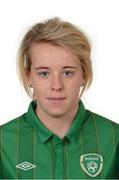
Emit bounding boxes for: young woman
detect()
[0,17,119,179]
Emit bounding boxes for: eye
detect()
[38,71,49,77]
[63,71,74,76]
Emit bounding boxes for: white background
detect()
[0,0,119,125]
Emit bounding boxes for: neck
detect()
[36,104,79,139]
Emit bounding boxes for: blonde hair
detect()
[17,17,93,99]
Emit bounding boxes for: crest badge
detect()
[80,153,103,177]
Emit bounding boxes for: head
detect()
[17,17,92,117]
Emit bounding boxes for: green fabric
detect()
[0,100,119,179]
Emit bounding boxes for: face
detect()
[27,42,84,118]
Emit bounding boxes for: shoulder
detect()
[87,110,119,141]
[0,113,27,132]
[0,101,35,131]
[90,110,119,129]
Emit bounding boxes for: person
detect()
[0,17,119,179]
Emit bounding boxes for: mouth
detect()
[47,97,66,103]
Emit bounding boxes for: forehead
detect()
[29,42,81,67]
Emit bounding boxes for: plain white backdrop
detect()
[0,0,119,125]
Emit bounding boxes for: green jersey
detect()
[0,100,119,179]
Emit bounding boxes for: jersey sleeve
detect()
[0,127,4,178]
[117,144,119,178]
[116,127,119,178]
[0,162,4,178]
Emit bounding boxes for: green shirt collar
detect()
[66,100,86,141]
[25,100,86,143]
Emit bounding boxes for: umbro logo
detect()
[16,161,36,171]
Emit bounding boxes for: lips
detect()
[47,97,66,100]
[47,97,66,103]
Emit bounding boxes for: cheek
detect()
[68,82,82,96]
[31,81,48,97]
[30,75,45,88]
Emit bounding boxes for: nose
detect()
[51,74,64,91]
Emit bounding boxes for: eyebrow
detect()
[35,66,78,70]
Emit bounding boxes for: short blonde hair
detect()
[17,17,93,99]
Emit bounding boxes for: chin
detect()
[47,108,67,118]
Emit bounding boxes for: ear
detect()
[81,70,86,87]
[80,73,85,87]
[25,69,32,87]
[81,82,85,87]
